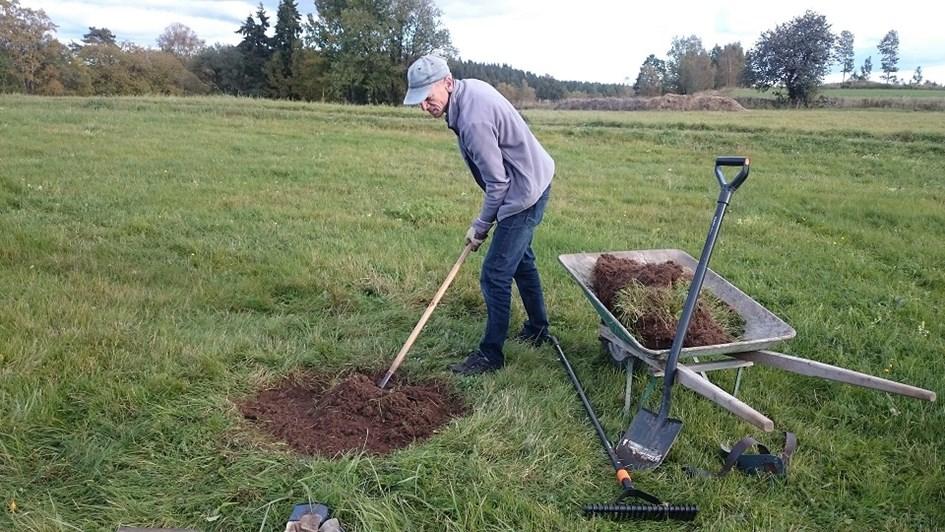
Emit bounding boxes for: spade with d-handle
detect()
[615,156,750,471]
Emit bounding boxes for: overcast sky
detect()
[20,0,945,84]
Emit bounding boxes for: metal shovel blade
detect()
[615,408,684,470]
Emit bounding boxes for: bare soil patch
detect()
[240,371,466,457]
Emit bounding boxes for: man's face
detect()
[419,77,452,118]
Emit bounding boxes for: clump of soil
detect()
[593,255,687,309]
[592,254,743,349]
[239,371,466,457]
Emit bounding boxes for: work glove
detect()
[464,224,489,251]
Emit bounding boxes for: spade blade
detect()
[615,408,684,470]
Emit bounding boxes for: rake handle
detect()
[377,243,473,389]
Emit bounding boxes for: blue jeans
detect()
[479,186,551,365]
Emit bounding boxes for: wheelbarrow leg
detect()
[733,366,745,398]
[623,357,635,416]
[691,356,709,381]
[674,364,773,431]
[635,353,774,431]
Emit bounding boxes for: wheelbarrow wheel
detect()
[599,330,645,373]
[599,334,625,367]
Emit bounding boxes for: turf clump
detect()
[592,254,744,349]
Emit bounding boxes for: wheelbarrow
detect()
[558,194,936,439]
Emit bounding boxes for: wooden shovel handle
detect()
[377,243,473,388]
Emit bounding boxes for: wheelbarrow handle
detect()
[715,156,750,191]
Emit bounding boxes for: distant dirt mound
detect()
[555,93,746,112]
[240,371,466,457]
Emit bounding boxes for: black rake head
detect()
[584,502,699,521]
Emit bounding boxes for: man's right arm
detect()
[462,122,509,229]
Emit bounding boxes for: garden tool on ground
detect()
[550,336,698,521]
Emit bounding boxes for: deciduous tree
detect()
[633,54,667,96]
[308,0,453,104]
[287,47,327,100]
[745,10,835,106]
[0,0,64,93]
[878,29,899,83]
[678,48,713,94]
[665,35,702,93]
[76,42,145,94]
[157,23,205,60]
[859,56,872,81]
[837,30,855,83]
[191,44,245,94]
[713,42,744,88]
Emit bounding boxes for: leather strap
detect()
[685,432,797,478]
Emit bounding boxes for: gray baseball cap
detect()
[403,55,450,105]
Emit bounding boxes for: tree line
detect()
[449,59,630,102]
[635,10,938,106]
[0,0,626,103]
[2,1,939,106]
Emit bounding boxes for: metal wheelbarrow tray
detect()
[559,249,936,432]
[559,249,796,360]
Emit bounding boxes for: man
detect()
[403,55,555,376]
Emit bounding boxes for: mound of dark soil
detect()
[592,254,735,349]
[240,371,466,457]
[593,254,686,309]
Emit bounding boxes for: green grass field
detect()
[820,87,945,99]
[733,86,945,99]
[730,86,945,107]
[2,95,943,531]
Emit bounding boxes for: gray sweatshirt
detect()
[445,79,555,234]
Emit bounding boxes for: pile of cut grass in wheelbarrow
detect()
[240,371,466,456]
[592,254,745,349]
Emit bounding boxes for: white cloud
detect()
[439,0,945,83]
[18,0,945,84]
[21,0,262,46]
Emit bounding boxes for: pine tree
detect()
[236,3,272,96]
[272,0,301,76]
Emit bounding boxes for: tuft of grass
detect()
[613,279,746,344]
[613,279,659,326]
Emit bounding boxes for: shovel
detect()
[615,156,750,470]
[377,243,473,389]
